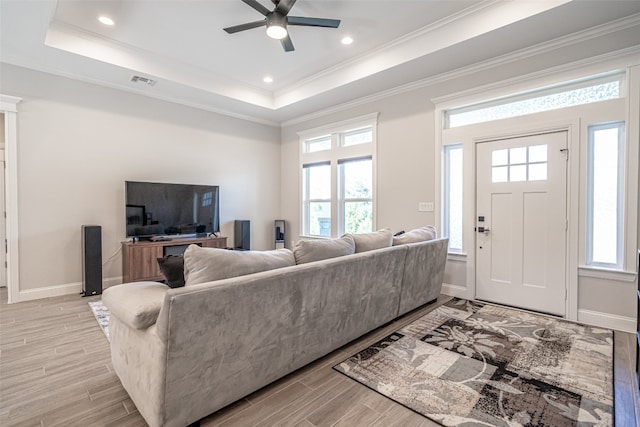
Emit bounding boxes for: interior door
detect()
[476,131,567,316]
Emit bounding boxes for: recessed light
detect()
[341,36,354,45]
[263,76,273,83]
[98,16,115,26]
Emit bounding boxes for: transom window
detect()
[299,114,378,237]
[445,72,624,128]
[491,144,547,183]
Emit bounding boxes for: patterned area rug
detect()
[88,300,110,340]
[334,298,613,426]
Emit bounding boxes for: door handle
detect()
[477,227,491,234]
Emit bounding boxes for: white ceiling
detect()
[2,0,640,125]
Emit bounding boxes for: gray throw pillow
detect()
[183,245,296,286]
[345,228,393,253]
[156,255,185,288]
[392,226,437,245]
[293,235,355,264]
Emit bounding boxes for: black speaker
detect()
[82,225,102,296]
[234,220,250,251]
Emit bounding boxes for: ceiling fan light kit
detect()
[224,0,340,52]
[266,13,287,39]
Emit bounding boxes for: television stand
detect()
[122,236,227,282]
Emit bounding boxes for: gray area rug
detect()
[88,300,110,340]
[334,298,613,426]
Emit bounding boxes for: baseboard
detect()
[440,283,468,299]
[13,276,123,303]
[578,308,635,333]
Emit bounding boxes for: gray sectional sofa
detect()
[103,234,448,427]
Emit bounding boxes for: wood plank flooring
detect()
[1,288,638,427]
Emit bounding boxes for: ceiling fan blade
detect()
[281,34,294,52]
[275,0,297,16]
[223,20,266,34]
[241,0,271,16]
[287,16,340,28]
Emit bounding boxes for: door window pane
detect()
[510,147,527,164]
[492,149,508,166]
[529,145,547,163]
[492,166,508,183]
[510,165,527,182]
[528,163,547,181]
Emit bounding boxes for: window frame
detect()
[586,121,625,269]
[444,71,625,129]
[442,143,464,253]
[299,113,378,238]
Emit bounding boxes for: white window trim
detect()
[586,121,625,269]
[298,113,378,238]
[442,143,464,253]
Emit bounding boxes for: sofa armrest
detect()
[103,281,169,330]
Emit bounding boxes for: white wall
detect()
[1,64,281,298]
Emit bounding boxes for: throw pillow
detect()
[293,235,355,264]
[392,226,437,245]
[156,255,185,288]
[345,228,393,253]
[183,245,296,286]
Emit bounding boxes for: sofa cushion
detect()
[346,228,393,253]
[293,235,355,264]
[393,226,437,245]
[102,281,169,330]
[156,255,185,288]
[183,245,296,286]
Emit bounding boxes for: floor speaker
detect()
[82,225,102,296]
[234,220,250,251]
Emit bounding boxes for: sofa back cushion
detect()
[392,226,437,246]
[346,228,393,253]
[183,245,295,286]
[293,235,355,264]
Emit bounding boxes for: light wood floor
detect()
[1,288,638,427]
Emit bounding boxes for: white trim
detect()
[0,95,21,112]
[13,276,123,303]
[431,45,640,107]
[440,283,467,299]
[578,266,637,282]
[447,253,467,263]
[297,113,379,139]
[577,309,635,333]
[1,94,21,304]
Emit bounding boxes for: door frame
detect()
[471,121,579,320]
[1,94,21,304]
[435,116,581,321]
[473,129,571,316]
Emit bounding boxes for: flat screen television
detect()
[125,181,220,238]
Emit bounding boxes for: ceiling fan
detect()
[223,0,341,52]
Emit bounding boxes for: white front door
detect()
[476,131,567,316]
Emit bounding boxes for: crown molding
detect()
[282,14,640,127]
[0,94,23,112]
